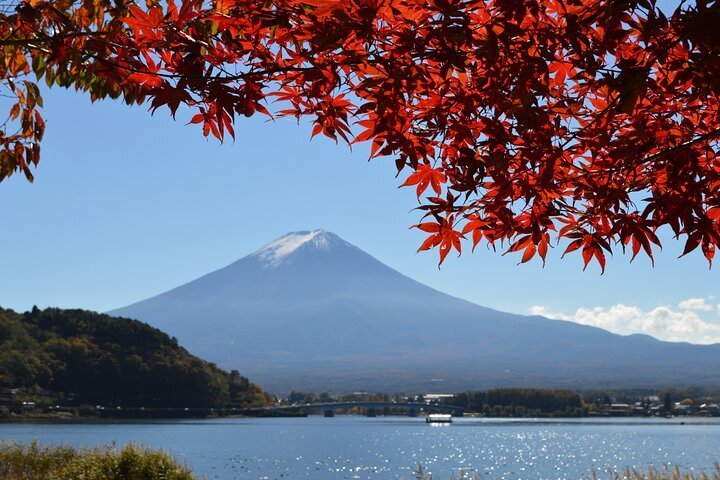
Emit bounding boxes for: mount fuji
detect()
[110,230,720,393]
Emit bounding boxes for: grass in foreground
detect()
[412,464,720,479]
[0,442,198,480]
[592,465,720,480]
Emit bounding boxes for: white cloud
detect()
[530,298,720,345]
[678,298,713,311]
[529,305,555,317]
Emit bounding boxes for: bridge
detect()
[248,402,465,417]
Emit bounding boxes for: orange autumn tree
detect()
[2,0,719,269]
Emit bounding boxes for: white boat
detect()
[425,413,452,423]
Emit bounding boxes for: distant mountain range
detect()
[110,230,720,393]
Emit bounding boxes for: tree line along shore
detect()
[283,388,720,418]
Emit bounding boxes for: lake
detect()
[1,416,719,479]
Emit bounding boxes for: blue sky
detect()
[2,0,717,344]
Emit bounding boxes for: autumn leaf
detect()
[127,73,164,88]
[400,164,447,197]
[304,0,342,18]
[617,65,648,114]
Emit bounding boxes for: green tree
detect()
[663,392,673,414]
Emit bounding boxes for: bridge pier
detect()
[366,408,377,417]
[323,410,335,417]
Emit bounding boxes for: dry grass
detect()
[0,442,198,480]
[591,464,720,480]
[411,464,720,480]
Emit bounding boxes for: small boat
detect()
[426,413,453,423]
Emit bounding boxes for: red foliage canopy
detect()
[1,0,719,269]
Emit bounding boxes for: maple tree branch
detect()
[58,37,319,84]
[640,128,720,164]
[0,31,109,46]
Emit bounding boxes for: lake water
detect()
[1,416,719,479]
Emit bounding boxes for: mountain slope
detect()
[110,230,720,393]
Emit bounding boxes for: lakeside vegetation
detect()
[591,466,720,480]
[0,307,270,415]
[284,388,720,418]
[442,388,584,417]
[0,442,197,480]
[410,465,720,480]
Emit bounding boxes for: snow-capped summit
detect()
[251,230,351,267]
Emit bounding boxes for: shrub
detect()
[0,442,198,480]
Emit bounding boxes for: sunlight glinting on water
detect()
[0,417,716,480]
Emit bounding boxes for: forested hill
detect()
[0,307,270,408]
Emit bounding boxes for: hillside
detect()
[0,307,269,408]
[111,230,720,393]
